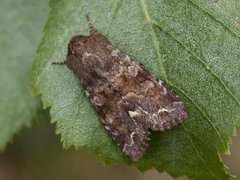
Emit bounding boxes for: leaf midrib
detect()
[139,0,168,83]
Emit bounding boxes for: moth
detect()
[53,16,187,160]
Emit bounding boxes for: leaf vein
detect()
[151,20,240,106]
[182,125,223,180]
[106,0,122,36]
[170,83,227,151]
[188,0,240,38]
[139,0,168,82]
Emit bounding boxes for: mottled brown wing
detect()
[92,93,150,160]
[64,28,187,161]
[123,67,188,132]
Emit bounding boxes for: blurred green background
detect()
[0,110,186,180]
[0,0,239,179]
[0,110,239,179]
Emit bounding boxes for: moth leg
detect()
[85,14,98,35]
[85,14,94,30]
[51,61,66,65]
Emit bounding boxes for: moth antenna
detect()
[51,61,66,65]
[85,14,94,30]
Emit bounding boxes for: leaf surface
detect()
[32,0,240,179]
[0,0,48,149]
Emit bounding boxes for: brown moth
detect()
[53,16,187,161]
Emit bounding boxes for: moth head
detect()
[68,35,87,55]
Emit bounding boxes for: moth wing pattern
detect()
[58,18,187,161]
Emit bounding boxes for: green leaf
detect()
[0,0,48,149]
[32,0,240,179]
